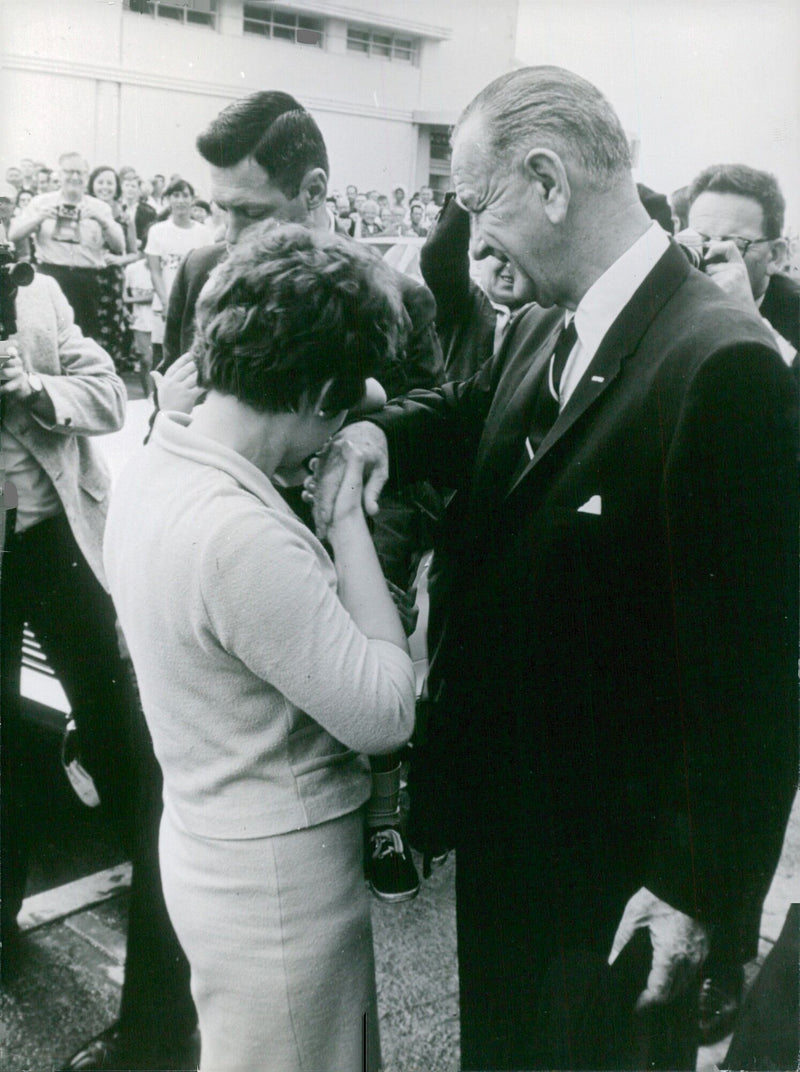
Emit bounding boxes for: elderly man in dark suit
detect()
[309,66,798,1070]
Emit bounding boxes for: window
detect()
[346,25,419,64]
[243,5,325,48]
[125,0,218,28]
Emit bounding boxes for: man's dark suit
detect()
[760,270,800,352]
[374,242,799,1069]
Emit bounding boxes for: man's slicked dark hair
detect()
[688,164,785,240]
[196,91,329,199]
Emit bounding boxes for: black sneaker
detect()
[698,966,744,1044]
[366,825,420,903]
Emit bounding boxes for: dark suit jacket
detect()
[161,239,444,400]
[760,270,800,352]
[375,242,799,955]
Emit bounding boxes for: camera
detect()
[53,203,81,243]
[0,244,35,340]
[674,228,709,270]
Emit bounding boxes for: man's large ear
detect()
[299,167,328,211]
[765,236,789,277]
[521,148,570,224]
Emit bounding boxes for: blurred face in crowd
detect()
[16,190,33,212]
[36,168,51,191]
[20,159,35,181]
[420,186,434,205]
[346,184,357,204]
[393,187,405,205]
[479,255,537,309]
[354,194,366,214]
[410,204,424,227]
[168,184,194,224]
[121,175,141,203]
[59,155,89,203]
[335,193,350,214]
[6,167,23,190]
[361,199,379,224]
[209,156,309,246]
[152,175,165,197]
[688,190,784,302]
[47,173,61,191]
[191,202,210,223]
[92,168,118,203]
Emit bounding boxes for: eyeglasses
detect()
[696,233,772,256]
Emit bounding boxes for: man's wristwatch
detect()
[27,372,44,395]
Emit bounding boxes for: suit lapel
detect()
[466,309,562,529]
[506,243,690,497]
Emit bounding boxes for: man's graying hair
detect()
[455,66,632,181]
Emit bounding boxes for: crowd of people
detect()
[1,158,441,400]
[2,70,798,1072]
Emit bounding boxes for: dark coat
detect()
[377,242,798,953]
[760,270,800,352]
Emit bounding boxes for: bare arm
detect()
[326,439,408,652]
[147,253,169,310]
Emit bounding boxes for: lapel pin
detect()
[591,375,605,383]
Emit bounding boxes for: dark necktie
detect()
[522,318,578,463]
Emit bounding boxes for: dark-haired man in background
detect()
[683,161,798,1043]
[687,163,798,362]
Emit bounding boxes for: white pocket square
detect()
[577,495,602,515]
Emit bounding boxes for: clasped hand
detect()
[608,887,709,1011]
[302,421,390,540]
[0,343,37,401]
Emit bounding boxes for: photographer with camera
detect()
[682,164,797,366]
[8,152,124,345]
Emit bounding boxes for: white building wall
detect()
[1,0,519,198]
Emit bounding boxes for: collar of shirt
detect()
[559,222,670,408]
[325,207,337,232]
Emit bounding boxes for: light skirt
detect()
[160,802,380,1072]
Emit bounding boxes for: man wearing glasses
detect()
[687,164,798,364]
[8,152,124,344]
[684,163,798,1045]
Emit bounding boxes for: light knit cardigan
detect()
[104,412,416,839]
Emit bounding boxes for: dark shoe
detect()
[366,825,420,903]
[63,1022,200,1070]
[698,966,744,1044]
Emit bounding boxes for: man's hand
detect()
[0,344,37,402]
[151,351,204,414]
[608,887,709,1011]
[703,240,759,313]
[303,421,389,541]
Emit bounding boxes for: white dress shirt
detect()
[558,223,670,409]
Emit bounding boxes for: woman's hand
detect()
[151,351,205,414]
[327,439,370,536]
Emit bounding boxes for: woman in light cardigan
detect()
[103,224,416,1072]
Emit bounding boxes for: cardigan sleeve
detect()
[199,507,416,755]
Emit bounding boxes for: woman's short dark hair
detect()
[88,166,121,200]
[196,92,329,199]
[165,178,194,199]
[193,223,405,414]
